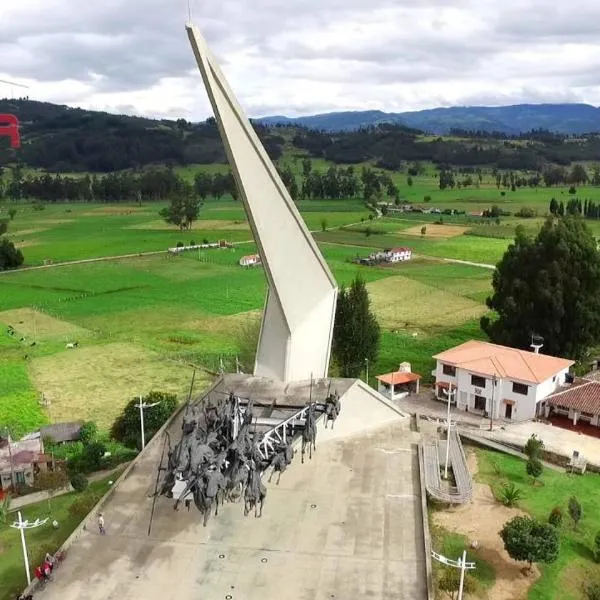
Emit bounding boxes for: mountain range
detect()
[257,103,600,135]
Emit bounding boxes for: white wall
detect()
[434,361,570,422]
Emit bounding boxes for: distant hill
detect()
[3,99,600,173]
[257,104,600,134]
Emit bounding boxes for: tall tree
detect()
[500,516,559,572]
[0,237,24,271]
[481,217,600,359]
[332,277,380,378]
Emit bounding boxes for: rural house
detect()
[376,362,421,401]
[0,432,51,493]
[385,247,412,262]
[40,421,83,444]
[433,340,573,421]
[239,254,261,267]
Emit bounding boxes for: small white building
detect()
[385,247,412,262]
[433,340,574,421]
[376,362,421,401]
[239,254,261,267]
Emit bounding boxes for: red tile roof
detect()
[547,379,600,415]
[433,340,574,384]
[376,371,421,385]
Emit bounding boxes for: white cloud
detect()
[1,0,599,119]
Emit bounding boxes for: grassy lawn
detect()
[476,448,600,600]
[0,472,120,600]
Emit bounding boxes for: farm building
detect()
[40,421,83,444]
[433,340,574,421]
[376,362,421,401]
[358,247,412,265]
[239,254,261,267]
[0,432,52,492]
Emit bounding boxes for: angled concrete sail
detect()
[186,23,338,383]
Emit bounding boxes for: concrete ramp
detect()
[320,379,411,443]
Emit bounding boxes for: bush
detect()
[110,391,178,449]
[548,507,563,527]
[585,582,600,600]
[526,458,543,483]
[68,494,101,520]
[569,496,582,530]
[176,241,184,248]
[524,434,544,459]
[594,531,600,563]
[202,238,209,244]
[569,186,577,195]
[190,240,196,246]
[82,441,106,471]
[0,237,24,271]
[421,226,427,236]
[79,421,97,445]
[515,207,536,218]
[424,195,432,202]
[70,472,89,492]
[32,202,45,211]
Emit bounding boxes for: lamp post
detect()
[442,384,455,480]
[364,358,369,386]
[431,549,476,600]
[10,511,48,585]
[136,396,161,450]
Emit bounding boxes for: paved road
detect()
[35,419,426,600]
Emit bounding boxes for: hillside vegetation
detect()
[3,99,600,173]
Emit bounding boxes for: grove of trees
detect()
[481,217,600,359]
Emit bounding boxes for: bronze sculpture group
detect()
[152,388,341,528]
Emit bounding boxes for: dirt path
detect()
[432,451,540,600]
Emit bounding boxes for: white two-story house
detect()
[432,340,574,421]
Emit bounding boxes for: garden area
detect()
[432,443,600,600]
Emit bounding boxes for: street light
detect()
[442,384,455,480]
[10,511,48,585]
[364,358,369,385]
[431,549,476,600]
[136,396,161,450]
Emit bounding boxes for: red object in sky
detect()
[0,114,20,148]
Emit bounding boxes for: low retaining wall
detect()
[417,444,435,600]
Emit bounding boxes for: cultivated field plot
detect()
[403,223,469,238]
[367,275,488,330]
[126,218,251,231]
[0,307,87,340]
[28,342,196,429]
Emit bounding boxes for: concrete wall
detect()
[318,380,409,443]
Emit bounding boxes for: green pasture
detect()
[476,448,600,600]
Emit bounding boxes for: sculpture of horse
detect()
[301,405,317,464]
[244,462,266,518]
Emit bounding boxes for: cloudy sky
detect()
[2,0,600,121]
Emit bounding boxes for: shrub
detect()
[68,494,101,520]
[190,240,196,246]
[594,531,600,563]
[569,496,582,530]
[569,186,577,195]
[0,237,24,271]
[421,226,427,236]
[500,482,523,507]
[79,421,97,445]
[585,582,600,600]
[202,238,209,244]
[548,507,563,527]
[515,207,536,218]
[70,473,89,492]
[500,516,559,572]
[424,195,432,202]
[176,241,184,248]
[524,434,544,459]
[82,441,106,471]
[32,201,45,211]
[526,458,543,483]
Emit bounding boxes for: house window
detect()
[474,395,487,411]
[442,364,456,377]
[512,382,528,395]
[471,375,486,388]
[15,471,26,484]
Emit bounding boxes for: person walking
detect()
[98,513,106,535]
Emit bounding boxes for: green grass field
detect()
[476,448,600,600]
[0,198,494,431]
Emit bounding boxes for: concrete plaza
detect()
[36,418,427,600]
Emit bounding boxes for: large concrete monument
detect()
[186,23,337,383]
